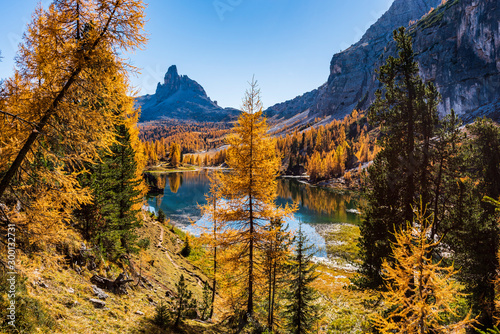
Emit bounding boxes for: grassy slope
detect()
[19,213,228,334]
[313,224,378,333]
[12,213,379,333]
[145,164,198,173]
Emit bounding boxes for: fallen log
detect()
[91,272,134,295]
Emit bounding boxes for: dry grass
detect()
[10,214,226,334]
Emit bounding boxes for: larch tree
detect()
[169,142,181,167]
[199,170,225,320]
[0,0,146,249]
[210,79,294,324]
[263,217,293,332]
[373,204,474,334]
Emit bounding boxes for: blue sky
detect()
[0,0,393,109]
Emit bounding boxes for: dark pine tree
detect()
[173,274,196,328]
[76,122,142,258]
[284,221,320,334]
[447,118,500,332]
[99,123,142,255]
[357,27,441,288]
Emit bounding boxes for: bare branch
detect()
[0,110,37,128]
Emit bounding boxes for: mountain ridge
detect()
[266,0,499,123]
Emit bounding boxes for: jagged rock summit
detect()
[266,0,499,123]
[136,65,240,122]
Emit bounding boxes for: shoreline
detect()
[279,173,364,193]
[143,165,230,174]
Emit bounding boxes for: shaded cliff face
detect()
[413,0,499,121]
[136,65,240,122]
[267,0,499,123]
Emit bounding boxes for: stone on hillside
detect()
[91,285,109,300]
[89,298,106,309]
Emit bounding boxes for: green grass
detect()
[324,224,361,264]
[417,0,459,30]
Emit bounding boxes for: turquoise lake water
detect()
[146,170,363,256]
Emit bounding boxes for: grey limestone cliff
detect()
[267,0,499,123]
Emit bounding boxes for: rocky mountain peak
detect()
[267,0,499,124]
[360,0,441,43]
[136,65,240,122]
[164,64,179,83]
[155,65,206,103]
[160,65,180,93]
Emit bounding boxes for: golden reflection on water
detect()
[276,179,362,224]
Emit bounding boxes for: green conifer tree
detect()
[153,301,171,329]
[173,274,197,328]
[446,118,500,331]
[157,209,166,223]
[284,222,321,334]
[76,122,142,258]
[358,27,441,288]
[99,123,142,256]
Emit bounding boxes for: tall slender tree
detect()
[75,120,142,258]
[200,171,225,320]
[358,27,441,288]
[209,79,293,324]
[284,221,320,334]
[169,142,181,167]
[447,118,500,331]
[99,123,142,255]
[263,217,292,332]
[0,0,146,248]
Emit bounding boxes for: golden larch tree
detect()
[169,142,181,167]
[210,79,294,322]
[0,0,146,248]
[373,204,474,334]
[199,171,225,320]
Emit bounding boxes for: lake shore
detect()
[280,162,372,192]
[144,164,231,174]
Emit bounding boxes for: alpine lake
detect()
[145,170,364,262]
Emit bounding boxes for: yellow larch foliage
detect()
[373,204,474,334]
[124,103,148,207]
[169,142,181,167]
[206,79,295,319]
[0,0,146,250]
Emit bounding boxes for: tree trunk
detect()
[0,67,82,200]
[270,256,277,331]
[0,2,119,201]
[267,244,273,330]
[247,113,255,318]
[210,197,217,319]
